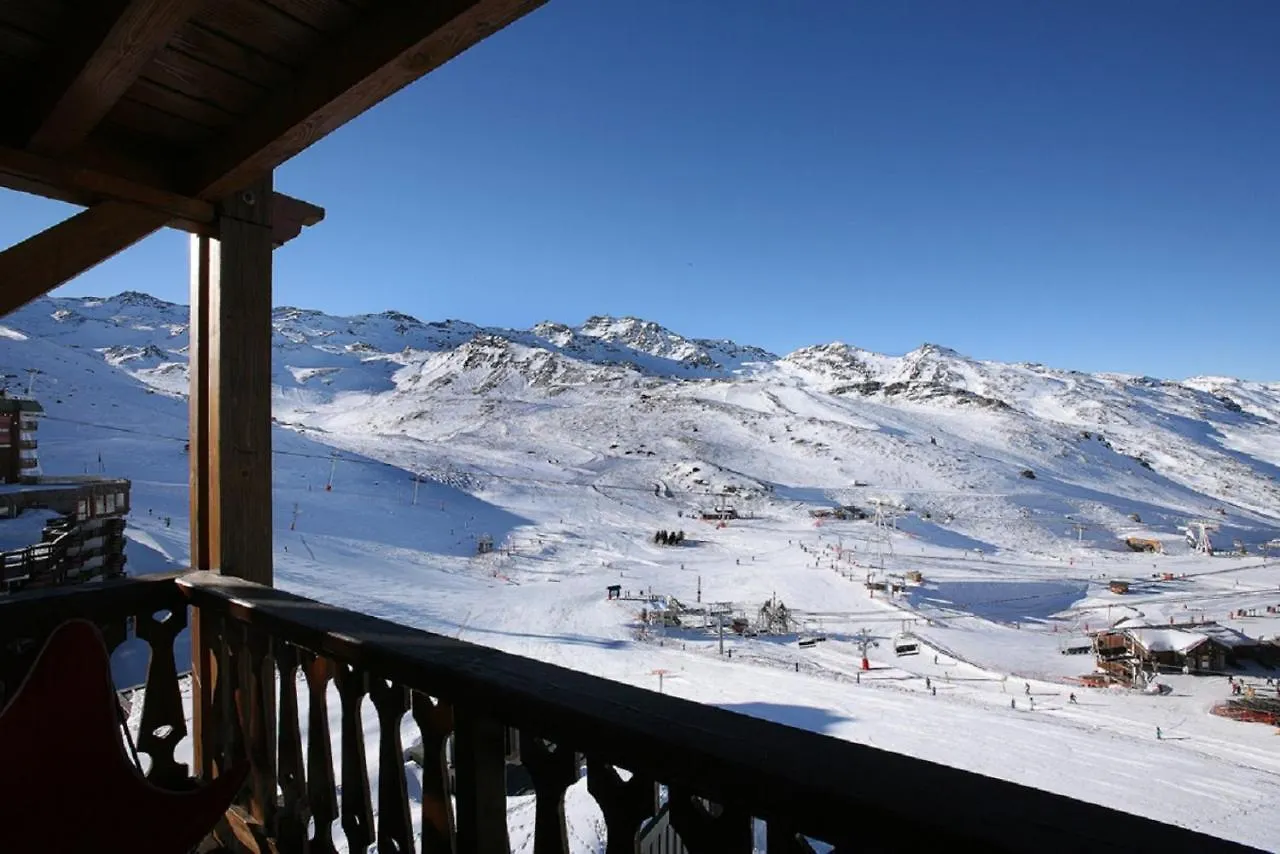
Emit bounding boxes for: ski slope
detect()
[3,292,1280,850]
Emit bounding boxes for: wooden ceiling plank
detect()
[187,0,548,199]
[259,0,362,35]
[130,77,238,129]
[0,201,169,317]
[28,0,208,156]
[0,2,64,40]
[107,97,216,146]
[169,22,294,89]
[192,0,320,68]
[147,45,271,114]
[0,20,46,62]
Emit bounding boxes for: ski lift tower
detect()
[1185,519,1218,555]
[709,602,733,655]
[852,627,879,672]
[870,499,897,572]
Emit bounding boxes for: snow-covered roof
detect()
[1126,628,1208,655]
[1195,624,1259,649]
[1111,619,1260,652]
[1112,616,1148,630]
[1122,623,1260,655]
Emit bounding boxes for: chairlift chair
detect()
[893,632,920,656]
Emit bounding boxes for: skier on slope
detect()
[1069,693,1078,704]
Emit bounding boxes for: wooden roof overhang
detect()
[0,0,547,315]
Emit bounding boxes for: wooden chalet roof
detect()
[0,0,546,312]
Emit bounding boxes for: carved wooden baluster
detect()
[190,604,222,782]
[667,788,753,854]
[766,821,817,853]
[334,663,375,852]
[453,707,510,854]
[234,624,277,829]
[132,606,189,788]
[275,643,308,851]
[411,692,455,854]
[213,613,243,782]
[585,759,658,854]
[520,736,578,854]
[303,652,339,854]
[368,678,414,853]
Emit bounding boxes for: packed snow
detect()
[4,291,1280,851]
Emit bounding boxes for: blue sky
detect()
[4,0,1278,379]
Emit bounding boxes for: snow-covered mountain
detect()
[9,291,1280,850]
[4,291,1279,555]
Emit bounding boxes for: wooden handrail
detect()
[175,571,1258,854]
[0,570,185,631]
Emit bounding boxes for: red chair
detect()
[0,619,248,853]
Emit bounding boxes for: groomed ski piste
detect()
[6,293,1280,851]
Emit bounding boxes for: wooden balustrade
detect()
[0,572,1262,853]
[172,572,1257,854]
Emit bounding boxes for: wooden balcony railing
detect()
[0,572,1261,854]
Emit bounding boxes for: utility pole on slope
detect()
[412,474,421,506]
[710,602,731,655]
[326,452,339,491]
[1067,519,1085,544]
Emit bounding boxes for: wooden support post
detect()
[213,179,274,582]
[189,232,213,573]
[188,176,275,583]
[190,176,275,786]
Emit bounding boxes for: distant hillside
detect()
[2,291,1277,555]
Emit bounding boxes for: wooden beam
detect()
[0,145,323,245]
[184,0,548,199]
[0,201,168,317]
[0,143,214,228]
[270,193,326,248]
[24,0,206,156]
